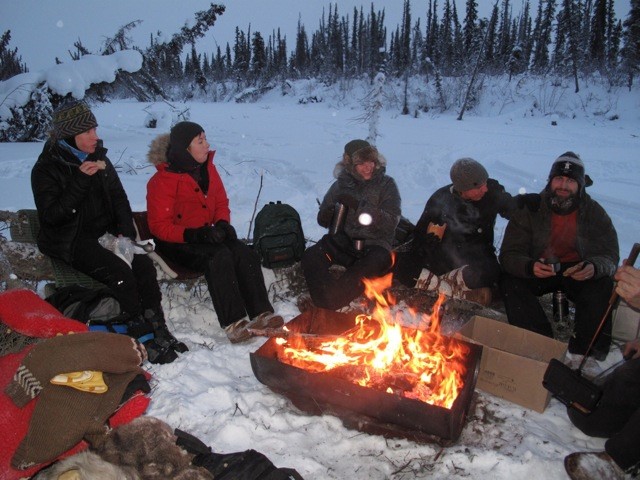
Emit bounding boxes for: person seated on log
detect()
[499,152,619,360]
[393,157,539,306]
[563,264,640,480]
[301,139,401,311]
[31,99,186,364]
[145,121,283,343]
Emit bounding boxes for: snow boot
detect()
[224,311,284,344]
[144,308,188,354]
[127,320,178,365]
[415,266,492,306]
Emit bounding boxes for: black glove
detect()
[216,220,237,241]
[415,232,441,257]
[336,193,360,210]
[184,226,223,244]
[318,207,334,227]
[516,193,542,212]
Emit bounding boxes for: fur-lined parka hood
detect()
[332,151,387,179]
[147,133,170,167]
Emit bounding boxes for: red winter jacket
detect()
[146,150,231,243]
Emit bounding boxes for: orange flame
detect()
[278,273,470,409]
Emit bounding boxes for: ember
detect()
[272,274,470,409]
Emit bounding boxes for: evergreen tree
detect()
[532,0,557,72]
[0,30,28,80]
[463,0,480,54]
[485,5,500,72]
[590,0,608,69]
[621,0,640,87]
[251,31,267,83]
[292,17,310,77]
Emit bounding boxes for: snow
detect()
[1,60,640,480]
[0,50,142,119]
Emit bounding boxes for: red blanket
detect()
[0,289,150,479]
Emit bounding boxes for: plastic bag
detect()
[98,233,154,268]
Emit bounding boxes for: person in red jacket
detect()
[146,121,283,343]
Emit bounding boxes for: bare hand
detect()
[533,261,557,278]
[79,161,101,176]
[615,264,640,310]
[563,262,594,281]
[623,339,640,360]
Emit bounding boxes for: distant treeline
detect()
[2,0,640,102]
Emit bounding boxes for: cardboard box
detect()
[612,300,640,342]
[456,315,567,413]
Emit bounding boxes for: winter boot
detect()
[415,267,492,307]
[144,308,189,354]
[224,317,251,344]
[224,312,285,344]
[127,320,178,365]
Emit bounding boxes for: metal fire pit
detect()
[250,307,482,443]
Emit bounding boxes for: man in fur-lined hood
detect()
[301,139,401,310]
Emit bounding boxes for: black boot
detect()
[144,308,189,354]
[127,319,178,365]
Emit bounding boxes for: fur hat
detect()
[548,151,586,187]
[344,139,370,158]
[450,158,488,192]
[334,141,385,179]
[51,101,97,140]
[169,122,204,152]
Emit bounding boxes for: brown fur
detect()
[147,134,170,166]
[32,451,138,480]
[92,417,213,480]
[333,149,387,179]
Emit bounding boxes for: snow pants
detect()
[71,237,161,317]
[567,357,640,472]
[499,272,613,356]
[156,238,273,327]
[301,240,392,310]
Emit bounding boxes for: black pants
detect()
[156,239,273,328]
[71,238,161,318]
[568,358,640,471]
[301,241,392,310]
[499,272,613,355]
[393,248,502,289]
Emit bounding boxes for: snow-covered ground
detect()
[1,78,639,478]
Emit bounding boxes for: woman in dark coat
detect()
[31,100,185,364]
[146,121,283,343]
[301,139,401,310]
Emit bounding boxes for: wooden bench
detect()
[9,209,202,290]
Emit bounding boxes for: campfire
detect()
[251,274,482,442]
[274,274,470,409]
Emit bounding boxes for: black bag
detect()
[253,201,306,268]
[542,358,603,414]
[46,285,125,330]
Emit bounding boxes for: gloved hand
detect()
[216,220,237,241]
[184,225,224,244]
[516,193,542,212]
[415,233,441,257]
[318,207,334,227]
[336,193,360,210]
